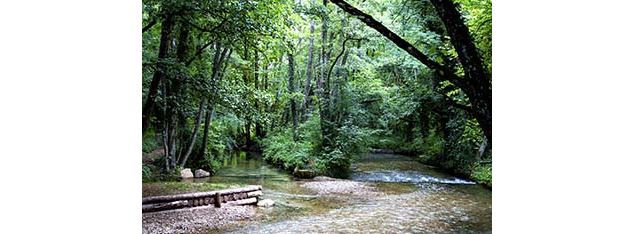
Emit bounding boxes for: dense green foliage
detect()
[142,0,491,185]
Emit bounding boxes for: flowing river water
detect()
[192,151,491,233]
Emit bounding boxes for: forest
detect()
[142,0,491,185]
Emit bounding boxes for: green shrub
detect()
[200,151,222,174]
[369,134,399,149]
[142,165,153,181]
[141,163,180,182]
[142,130,159,153]
[420,130,444,158]
[471,163,492,187]
[317,148,351,178]
[262,129,313,171]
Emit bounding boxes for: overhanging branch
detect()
[185,40,215,66]
[327,37,362,84]
[328,0,462,86]
[142,19,158,33]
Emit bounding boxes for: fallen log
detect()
[226,197,257,206]
[142,200,188,213]
[247,190,263,197]
[142,185,264,212]
[142,185,262,204]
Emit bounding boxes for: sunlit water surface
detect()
[188,152,491,233]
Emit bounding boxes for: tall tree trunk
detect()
[199,108,213,160]
[429,0,491,146]
[270,86,282,131]
[162,122,170,171]
[197,43,230,160]
[164,21,190,171]
[325,32,335,91]
[333,18,350,124]
[143,14,175,134]
[242,43,253,148]
[261,62,271,135]
[318,0,336,149]
[245,121,252,147]
[166,119,178,171]
[301,20,315,122]
[287,51,298,141]
[254,49,264,139]
[179,99,206,168]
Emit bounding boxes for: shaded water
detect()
[190,152,491,233]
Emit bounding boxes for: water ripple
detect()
[351,170,476,185]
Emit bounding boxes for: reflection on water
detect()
[191,151,491,233]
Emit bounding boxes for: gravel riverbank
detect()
[142,205,256,234]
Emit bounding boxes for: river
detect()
[192,151,491,233]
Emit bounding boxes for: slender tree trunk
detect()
[166,120,178,171]
[254,49,264,139]
[318,0,336,149]
[332,17,350,124]
[270,86,282,131]
[245,121,252,147]
[261,62,271,135]
[287,51,298,141]
[179,99,206,168]
[325,32,335,91]
[301,20,315,122]
[197,43,229,159]
[143,14,175,134]
[241,43,253,148]
[164,21,190,171]
[162,122,170,171]
[199,108,213,159]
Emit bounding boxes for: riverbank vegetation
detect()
[142,0,491,186]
